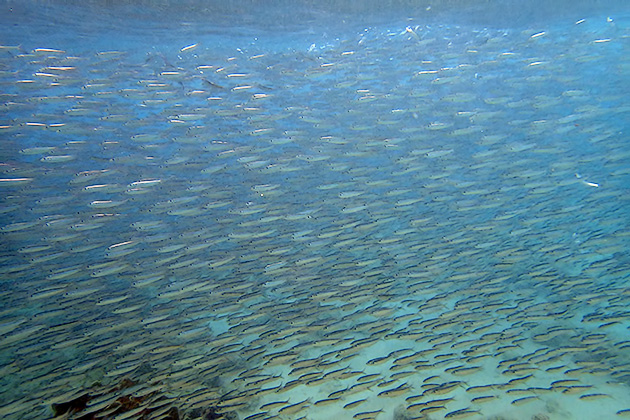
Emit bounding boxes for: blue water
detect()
[1,1,630,419]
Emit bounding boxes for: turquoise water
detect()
[1,1,630,419]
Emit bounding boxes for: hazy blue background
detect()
[2,0,628,52]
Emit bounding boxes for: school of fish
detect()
[1,11,630,420]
